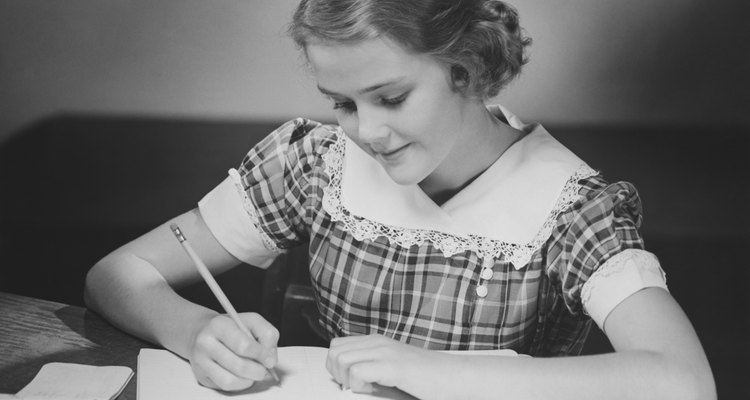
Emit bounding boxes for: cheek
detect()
[337,115,359,140]
[409,87,463,140]
[336,115,374,155]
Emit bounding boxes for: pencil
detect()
[169,223,280,383]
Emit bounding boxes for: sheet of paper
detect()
[13,363,133,400]
[139,347,342,399]
[138,347,517,400]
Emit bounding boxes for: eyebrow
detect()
[317,78,406,96]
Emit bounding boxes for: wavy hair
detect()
[289,0,532,98]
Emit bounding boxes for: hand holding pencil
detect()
[170,223,281,390]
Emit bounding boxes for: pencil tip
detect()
[269,368,281,383]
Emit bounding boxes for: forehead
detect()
[306,38,444,93]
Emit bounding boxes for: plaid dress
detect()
[233,118,646,357]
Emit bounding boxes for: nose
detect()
[355,107,390,147]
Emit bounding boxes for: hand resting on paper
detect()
[189,312,279,392]
[327,334,466,399]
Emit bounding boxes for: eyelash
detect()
[332,93,409,114]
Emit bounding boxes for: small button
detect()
[482,258,495,268]
[476,285,488,298]
[480,267,494,280]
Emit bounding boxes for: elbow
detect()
[688,370,716,400]
[83,259,109,313]
[667,358,716,400]
[83,262,100,310]
[677,375,716,400]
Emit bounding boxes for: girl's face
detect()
[306,37,483,187]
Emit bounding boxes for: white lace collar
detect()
[321,105,597,268]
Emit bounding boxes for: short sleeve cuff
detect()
[198,169,280,269]
[581,249,668,331]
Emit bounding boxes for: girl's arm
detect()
[84,208,279,391]
[327,287,716,400]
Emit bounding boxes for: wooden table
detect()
[0,292,151,399]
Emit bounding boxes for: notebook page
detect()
[138,347,341,400]
[137,347,517,400]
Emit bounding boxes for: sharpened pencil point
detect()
[269,368,281,383]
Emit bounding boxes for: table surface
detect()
[0,291,151,399]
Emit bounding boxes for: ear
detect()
[449,65,471,93]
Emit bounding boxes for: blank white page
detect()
[138,347,515,399]
[138,347,341,399]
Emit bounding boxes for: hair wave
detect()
[289,0,532,98]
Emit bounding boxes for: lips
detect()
[376,144,409,163]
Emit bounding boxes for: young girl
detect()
[84,1,716,399]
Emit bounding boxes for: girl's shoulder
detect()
[266,118,340,154]
[576,174,643,221]
[239,118,342,174]
[554,173,645,240]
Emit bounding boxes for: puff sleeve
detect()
[546,180,668,330]
[198,118,334,268]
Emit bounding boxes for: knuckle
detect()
[332,350,346,366]
[260,327,280,343]
[246,312,261,323]
[209,315,226,328]
[195,333,213,349]
[267,327,280,340]
[236,338,252,355]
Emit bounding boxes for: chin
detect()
[385,167,428,186]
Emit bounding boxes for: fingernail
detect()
[264,357,275,368]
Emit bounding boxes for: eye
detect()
[332,100,357,114]
[380,93,408,108]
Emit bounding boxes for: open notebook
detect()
[138,346,517,400]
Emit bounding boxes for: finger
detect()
[349,363,379,394]
[349,361,398,391]
[327,344,387,389]
[213,315,275,367]
[195,372,218,390]
[200,359,257,392]
[327,335,392,381]
[239,313,280,368]
[208,336,272,381]
[327,336,375,386]
[241,313,280,348]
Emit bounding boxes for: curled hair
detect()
[289,0,532,98]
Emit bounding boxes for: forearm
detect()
[84,251,217,358]
[404,350,714,400]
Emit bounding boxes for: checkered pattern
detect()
[236,119,645,356]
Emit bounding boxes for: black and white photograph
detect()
[1,1,747,399]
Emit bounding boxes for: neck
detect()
[419,106,523,205]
